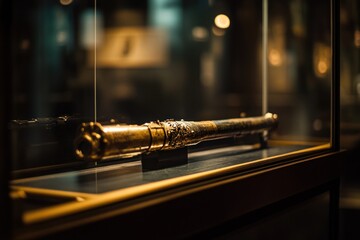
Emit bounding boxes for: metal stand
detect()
[259,133,268,148]
[141,147,188,171]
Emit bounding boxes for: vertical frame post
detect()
[0,0,12,239]
[331,0,340,151]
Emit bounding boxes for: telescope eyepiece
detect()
[75,122,104,161]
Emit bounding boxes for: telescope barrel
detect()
[75,113,278,161]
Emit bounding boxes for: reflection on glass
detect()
[80,9,104,49]
[269,48,283,66]
[192,27,209,41]
[212,26,225,37]
[313,43,331,78]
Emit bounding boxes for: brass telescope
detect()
[75,113,278,161]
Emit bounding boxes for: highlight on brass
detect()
[75,113,278,161]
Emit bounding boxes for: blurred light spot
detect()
[212,26,225,36]
[20,39,30,50]
[313,43,330,78]
[268,49,282,66]
[354,30,360,48]
[214,14,230,29]
[57,31,67,44]
[317,60,328,74]
[340,7,349,25]
[200,53,215,87]
[192,27,209,41]
[80,10,104,49]
[225,94,240,107]
[60,0,73,5]
[313,119,322,131]
[10,190,26,199]
[149,0,181,30]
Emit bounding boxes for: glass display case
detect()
[0,0,340,239]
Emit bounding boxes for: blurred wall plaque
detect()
[91,27,169,68]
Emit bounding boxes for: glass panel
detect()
[340,0,360,147]
[8,0,334,230]
[267,0,332,142]
[93,0,261,122]
[9,0,332,175]
[10,0,96,171]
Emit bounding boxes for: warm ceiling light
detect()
[214,14,230,29]
[60,0,73,5]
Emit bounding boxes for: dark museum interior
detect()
[1,0,360,239]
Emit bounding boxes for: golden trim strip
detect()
[268,139,328,147]
[11,186,97,201]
